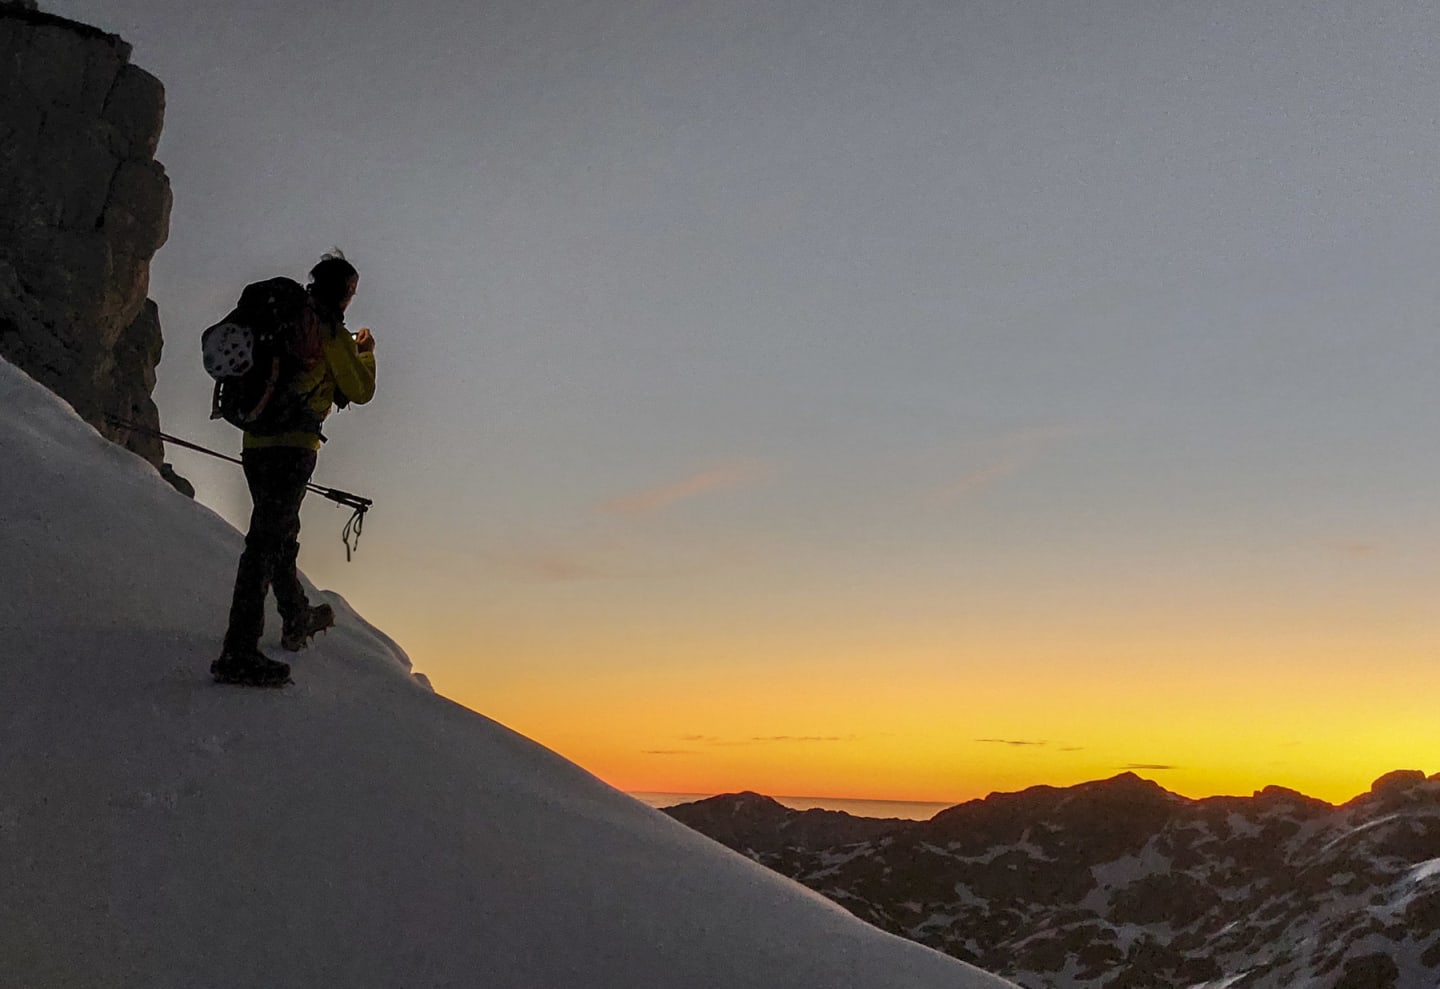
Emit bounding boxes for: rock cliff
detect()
[0,6,188,493]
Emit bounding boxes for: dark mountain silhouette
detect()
[664,771,1440,988]
[664,790,909,856]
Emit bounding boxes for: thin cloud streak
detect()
[483,531,757,584]
[483,548,610,583]
[976,738,1049,747]
[602,461,769,516]
[676,734,859,747]
[975,738,1086,751]
[930,426,1079,505]
[936,461,1020,502]
[1122,763,1177,771]
[750,735,857,744]
[1325,540,1379,558]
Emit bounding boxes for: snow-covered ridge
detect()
[0,356,1014,989]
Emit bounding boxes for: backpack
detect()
[202,277,317,435]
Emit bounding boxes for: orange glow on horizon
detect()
[346,564,1440,814]
[413,632,1438,809]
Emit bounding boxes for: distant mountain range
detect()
[664,771,1440,989]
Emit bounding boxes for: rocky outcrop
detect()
[666,772,1440,989]
[665,791,910,857]
[0,7,188,494]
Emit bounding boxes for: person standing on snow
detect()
[212,252,377,687]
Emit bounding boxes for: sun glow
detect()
[408,613,1438,807]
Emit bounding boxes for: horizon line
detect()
[628,790,959,805]
[625,767,1437,809]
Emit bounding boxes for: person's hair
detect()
[307,250,358,310]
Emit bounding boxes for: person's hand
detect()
[355,327,375,353]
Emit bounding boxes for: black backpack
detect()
[201,277,318,435]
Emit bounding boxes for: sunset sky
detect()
[59,0,1440,805]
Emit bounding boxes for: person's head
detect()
[308,251,359,313]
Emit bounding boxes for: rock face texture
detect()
[0,7,188,493]
[667,772,1440,989]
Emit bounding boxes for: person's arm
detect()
[325,326,377,405]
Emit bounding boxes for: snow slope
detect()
[0,357,1013,989]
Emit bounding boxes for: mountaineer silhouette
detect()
[202,252,377,686]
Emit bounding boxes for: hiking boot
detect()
[211,648,292,687]
[280,603,335,652]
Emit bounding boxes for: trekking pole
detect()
[102,414,373,560]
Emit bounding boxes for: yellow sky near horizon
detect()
[385,597,1439,807]
[314,496,1440,812]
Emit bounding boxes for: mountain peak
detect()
[1372,768,1428,793]
[1341,768,1440,810]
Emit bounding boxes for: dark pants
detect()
[223,447,318,653]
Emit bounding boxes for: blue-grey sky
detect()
[51,0,1440,801]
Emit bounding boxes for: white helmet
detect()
[201,322,256,379]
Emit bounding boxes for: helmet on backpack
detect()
[201,321,256,378]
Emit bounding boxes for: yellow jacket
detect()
[244,312,376,451]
